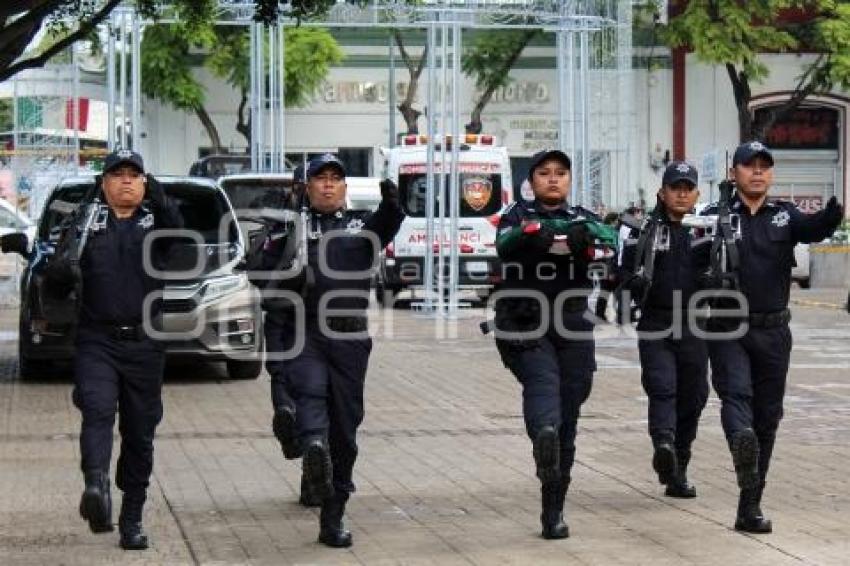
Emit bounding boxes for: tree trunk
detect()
[393,30,427,135]
[465,30,537,135]
[236,88,251,145]
[195,105,223,154]
[726,63,753,141]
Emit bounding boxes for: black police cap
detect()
[103,148,145,174]
[662,161,698,187]
[527,149,571,181]
[732,141,774,167]
[307,154,347,178]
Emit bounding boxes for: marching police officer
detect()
[620,161,710,498]
[44,149,183,549]
[246,164,322,507]
[492,149,615,539]
[255,154,403,547]
[702,141,842,533]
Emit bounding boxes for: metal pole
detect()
[72,44,80,169]
[580,30,591,208]
[279,22,286,171]
[119,10,128,148]
[268,24,276,172]
[568,33,577,178]
[12,77,18,152]
[256,23,265,172]
[437,23,448,314]
[557,30,568,153]
[388,33,396,147]
[423,23,437,312]
[107,14,116,151]
[131,10,141,152]
[448,22,462,316]
[249,24,258,170]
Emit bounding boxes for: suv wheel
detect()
[227,359,262,380]
[18,341,52,380]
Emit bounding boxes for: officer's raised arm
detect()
[144,174,184,230]
[788,196,843,244]
[364,178,405,247]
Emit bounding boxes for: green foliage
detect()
[140,24,212,112]
[663,0,850,87]
[0,99,12,131]
[462,30,538,91]
[206,27,343,108]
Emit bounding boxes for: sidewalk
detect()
[1,296,849,565]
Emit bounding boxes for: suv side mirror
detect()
[0,232,30,258]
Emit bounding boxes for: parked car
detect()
[792,243,810,289]
[2,175,264,380]
[0,198,36,279]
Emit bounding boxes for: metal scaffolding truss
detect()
[101,0,635,316]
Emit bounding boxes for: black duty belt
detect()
[748,309,791,328]
[86,322,147,341]
[325,316,368,333]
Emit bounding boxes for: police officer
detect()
[248,164,322,507]
[256,154,403,547]
[620,161,710,498]
[702,141,842,533]
[493,149,615,539]
[44,149,183,549]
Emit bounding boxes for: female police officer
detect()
[620,161,711,498]
[492,149,615,539]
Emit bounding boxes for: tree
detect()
[663,0,850,140]
[206,26,344,146]
[0,1,336,83]
[461,29,539,134]
[391,30,428,134]
[140,21,224,151]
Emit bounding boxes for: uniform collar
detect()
[731,192,776,214]
[311,207,345,219]
[532,199,571,215]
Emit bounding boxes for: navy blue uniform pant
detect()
[264,315,295,411]
[638,329,709,450]
[283,324,372,494]
[497,311,595,480]
[72,328,165,497]
[708,324,792,482]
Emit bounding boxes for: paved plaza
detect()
[1,288,849,565]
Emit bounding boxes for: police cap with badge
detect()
[307,153,347,179]
[527,149,571,180]
[662,161,698,187]
[732,141,774,167]
[103,148,145,174]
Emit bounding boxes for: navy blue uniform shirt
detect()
[254,198,404,317]
[80,201,183,326]
[496,200,600,297]
[701,194,840,313]
[620,208,711,313]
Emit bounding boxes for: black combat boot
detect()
[533,425,560,484]
[652,437,677,486]
[730,429,760,490]
[272,405,300,459]
[318,492,352,548]
[79,470,114,533]
[299,470,322,507]
[303,438,334,501]
[734,483,772,534]
[118,493,149,550]
[665,448,697,498]
[540,480,569,540]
